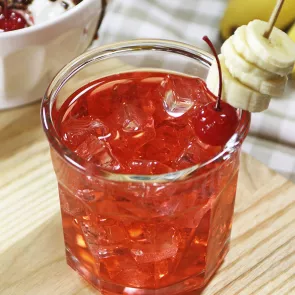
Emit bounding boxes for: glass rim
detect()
[41,39,251,183]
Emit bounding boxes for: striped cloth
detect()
[93,0,295,182]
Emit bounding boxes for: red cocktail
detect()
[42,40,250,294]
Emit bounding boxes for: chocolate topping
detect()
[0,0,79,11]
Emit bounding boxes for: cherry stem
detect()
[203,36,222,111]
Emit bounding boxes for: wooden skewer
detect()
[263,0,285,39]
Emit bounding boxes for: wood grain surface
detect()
[0,102,294,295]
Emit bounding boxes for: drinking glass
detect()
[41,40,250,295]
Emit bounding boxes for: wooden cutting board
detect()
[0,102,294,295]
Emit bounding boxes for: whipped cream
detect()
[29,0,75,25]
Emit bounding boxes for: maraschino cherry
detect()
[193,36,238,146]
[0,1,28,32]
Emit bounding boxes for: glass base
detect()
[66,245,228,295]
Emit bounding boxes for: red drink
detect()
[54,72,223,173]
[50,71,245,294]
[42,40,250,295]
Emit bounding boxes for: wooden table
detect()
[0,102,294,295]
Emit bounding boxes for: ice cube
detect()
[61,115,110,148]
[135,76,166,117]
[114,188,178,219]
[111,266,152,287]
[127,159,173,175]
[143,122,195,166]
[174,137,221,170]
[81,218,128,259]
[75,135,105,160]
[174,140,201,170]
[119,103,154,133]
[130,226,179,264]
[101,253,138,279]
[108,181,185,218]
[116,200,150,219]
[86,79,134,118]
[159,75,196,117]
[76,189,104,203]
[143,124,179,165]
[59,184,86,216]
[127,222,152,242]
[92,200,121,217]
[112,79,137,103]
[106,103,156,161]
[95,147,122,171]
[75,135,122,171]
[163,88,194,118]
[155,259,171,281]
[174,201,211,229]
[175,226,207,278]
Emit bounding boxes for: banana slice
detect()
[247,20,295,70]
[232,25,294,76]
[206,55,271,112]
[221,38,276,80]
[221,38,287,97]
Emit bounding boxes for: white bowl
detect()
[0,0,102,109]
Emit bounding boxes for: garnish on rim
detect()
[193,36,239,146]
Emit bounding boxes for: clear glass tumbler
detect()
[41,40,250,295]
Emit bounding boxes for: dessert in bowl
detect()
[0,0,103,109]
